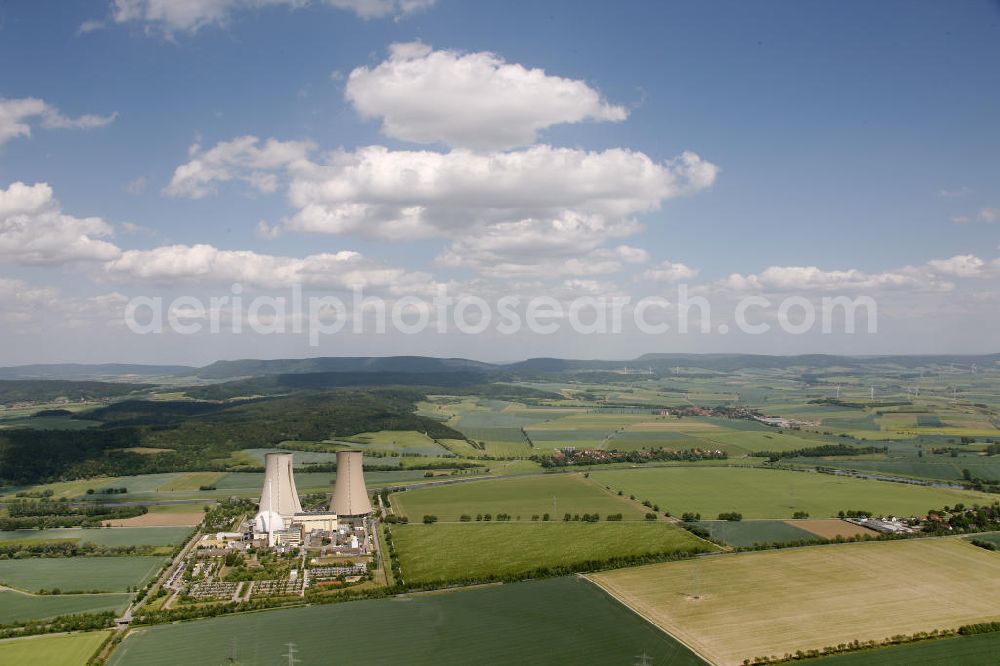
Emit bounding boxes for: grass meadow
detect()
[390,522,715,583]
[0,526,191,547]
[341,430,453,456]
[390,473,648,521]
[693,520,818,547]
[588,466,993,518]
[0,631,110,666]
[0,589,130,624]
[0,556,165,592]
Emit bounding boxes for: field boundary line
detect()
[580,573,719,666]
[0,583,129,598]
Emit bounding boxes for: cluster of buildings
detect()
[252,450,372,550]
[171,450,375,604]
[547,446,727,466]
[844,515,917,534]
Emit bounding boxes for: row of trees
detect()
[0,611,116,640]
[7,499,144,517]
[746,620,1000,664]
[0,505,147,531]
[536,447,728,468]
[0,541,160,559]
[755,444,884,462]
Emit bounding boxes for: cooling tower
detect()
[330,450,372,516]
[254,452,303,534]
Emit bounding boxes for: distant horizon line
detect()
[2,350,1000,372]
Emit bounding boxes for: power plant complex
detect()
[253,450,372,548]
[164,450,377,605]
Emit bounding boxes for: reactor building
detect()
[330,450,372,519]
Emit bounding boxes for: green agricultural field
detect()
[341,430,453,456]
[0,526,191,547]
[525,412,650,432]
[0,631,110,666]
[694,520,818,547]
[0,415,101,430]
[108,577,706,666]
[209,468,435,497]
[590,539,1000,666]
[154,472,226,491]
[807,631,1000,665]
[791,454,1000,483]
[2,463,450,504]
[0,473,186,500]
[608,428,829,457]
[0,589,130,624]
[429,397,580,454]
[558,413,681,429]
[452,401,578,430]
[244,446,412,468]
[481,439,536,456]
[701,430,833,455]
[588,467,993,519]
[141,503,212,515]
[967,531,1000,548]
[0,556,165,593]
[390,473,648,521]
[822,413,880,432]
[436,438,482,456]
[390,522,715,583]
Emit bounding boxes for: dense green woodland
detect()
[182,372,557,401]
[0,380,151,404]
[0,388,464,484]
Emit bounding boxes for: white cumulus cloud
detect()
[643,260,698,282]
[715,265,949,293]
[167,136,717,277]
[927,254,987,278]
[0,97,116,146]
[103,243,434,293]
[346,42,628,150]
[978,207,999,223]
[165,136,314,199]
[0,182,121,265]
[0,277,61,327]
[438,233,648,279]
[285,145,718,241]
[107,0,433,34]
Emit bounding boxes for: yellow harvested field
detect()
[588,538,1000,666]
[790,519,879,540]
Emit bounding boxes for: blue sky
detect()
[0,1,998,364]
